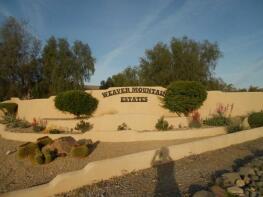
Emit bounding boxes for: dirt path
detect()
[0,136,209,193]
[56,138,263,197]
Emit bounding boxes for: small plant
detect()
[226,118,243,133]
[155,116,173,131]
[49,129,62,134]
[189,111,202,128]
[17,142,39,159]
[203,116,230,126]
[117,122,130,130]
[33,148,45,164]
[37,136,53,148]
[75,120,92,133]
[42,148,57,163]
[248,111,263,128]
[70,145,89,157]
[32,118,47,132]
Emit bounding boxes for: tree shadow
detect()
[151,146,182,197]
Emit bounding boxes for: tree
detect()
[0,17,41,100]
[102,36,222,88]
[41,37,95,96]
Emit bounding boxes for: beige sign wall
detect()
[6,87,263,131]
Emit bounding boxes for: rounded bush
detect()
[55,90,98,117]
[163,81,207,115]
[0,102,18,114]
[70,145,89,157]
[248,112,263,128]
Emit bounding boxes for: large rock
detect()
[193,190,214,197]
[238,167,256,177]
[227,186,244,195]
[43,136,78,156]
[221,172,241,187]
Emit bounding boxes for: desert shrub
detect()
[55,90,98,117]
[49,129,63,134]
[189,111,202,128]
[75,120,92,133]
[70,145,89,157]
[37,136,53,148]
[42,149,57,163]
[226,118,243,133]
[117,123,130,130]
[163,81,207,116]
[33,148,45,164]
[32,118,47,132]
[155,116,173,131]
[17,142,39,159]
[203,116,230,126]
[248,111,263,128]
[0,103,18,114]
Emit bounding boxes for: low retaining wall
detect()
[0,124,226,142]
[1,127,263,197]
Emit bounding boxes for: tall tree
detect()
[41,37,95,95]
[0,16,41,100]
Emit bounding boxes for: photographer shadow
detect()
[151,146,182,197]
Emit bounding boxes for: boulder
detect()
[221,172,241,187]
[227,186,244,195]
[235,179,245,187]
[43,136,78,156]
[210,185,227,197]
[239,167,256,177]
[193,190,214,197]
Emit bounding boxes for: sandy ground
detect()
[0,136,209,193]
[56,138,263,197]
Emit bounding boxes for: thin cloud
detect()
[96,0,173,70]
[0,5,11,18]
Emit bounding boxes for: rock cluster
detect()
[193,156,263,197]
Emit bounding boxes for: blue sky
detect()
[0,0,263,88]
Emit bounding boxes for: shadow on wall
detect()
[151,147,182,197]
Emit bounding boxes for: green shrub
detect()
[0,103,18,114]
[163,81,207,116]
[248,111,263,128]
[70,145,89,157]
[49,129,62,134]
[226,118,243,133]
[117,123,130,130]
[55,90,98,117]
[37,136,53,148]
[155,116,173,131]
[75,120,92,133]
[42,149,56,163]
[17,142,39,159]
[33,148,45,164]
[203,116,230,126]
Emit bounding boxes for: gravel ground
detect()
[56,138,263,197]
[0,136,209,193]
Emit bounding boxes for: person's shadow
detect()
[151,147,182,197]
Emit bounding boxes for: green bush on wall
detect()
[0,103,18,114]
[55,90,98,117]
[248,111,263,128]
[163,81,207,116]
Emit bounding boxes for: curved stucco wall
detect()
[0,124,226,142]
[1,127,263,197]
[5,88,263,131]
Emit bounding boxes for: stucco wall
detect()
[5,87,263,131]
[1,127,263,197]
